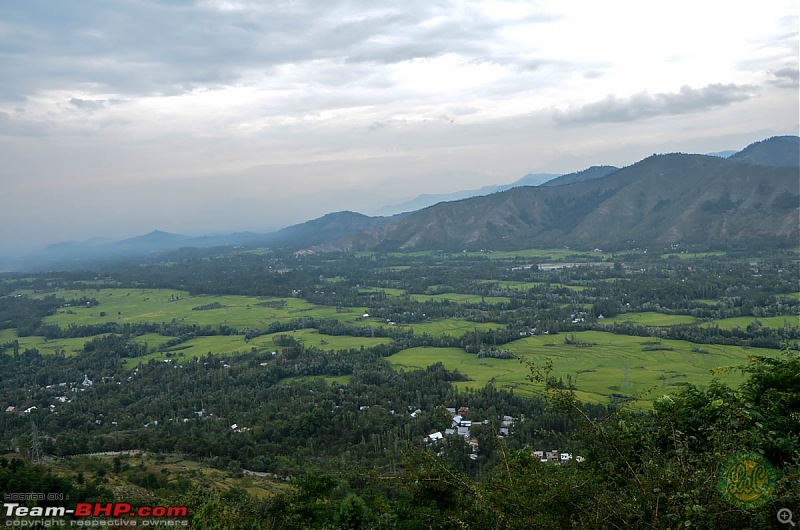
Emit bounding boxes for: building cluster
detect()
[424,407,518,461]
[3,375,95,416]
[532,450,585,464]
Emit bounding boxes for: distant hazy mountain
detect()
[7,230,255,270]
[729,135,800,167]
[705,150,737,158]
[7,135,797,271]
[4,212,404,270]
[540,166,619,187]
[313,152,799,252]
[258,211,402,248]
[375,173,558,215]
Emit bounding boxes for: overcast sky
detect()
[1,0,797,254]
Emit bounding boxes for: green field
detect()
[253,328,392,351]
[409,293,511,304]
[479,280,586,292]
[692,299,719,305]
[660,251,726,260]
[606,312,699,326]
[25,288,367,329]
[0,329,106,356]
[457,248,610,261]
[122,329,392,369]
[388,331,777,405]
[358,287,406,297]
[358,248,615,261]
[703,315,800,330]
[277,375,352,386]
[124,335,256,368]
[395,319,504,338]
[130,333,177,350]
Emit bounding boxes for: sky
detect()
[0,0,798,255]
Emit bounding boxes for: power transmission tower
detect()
[30,421,43,464]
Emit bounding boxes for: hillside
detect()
[729,135,799,167]
[316,153,799,252]
[259,210,401,248]
[375,173,557,215]
[540,165,619,187]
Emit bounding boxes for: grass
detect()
[0,329,105,356]
[479,280,586,292]
[57,453,290,500]
[124,335,257,369]
[130,333,177,351]
[388,330,779,405]
[277,375,352,386]
[409,293,511,304]
[358,287,406,297]
[396,319,504,338]
[606,312,699,326]
[358,248,615,261]
[456,248,610,261]
[22,288,367,329]
[123,330,390,369]
[703,315,800,330]
[253,328,392,351]
[660,251,726,260]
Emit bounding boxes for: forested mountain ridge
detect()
[5,136,798,272]
[313,152,800,252]
[728,135,800,167]
[539,165,619,187]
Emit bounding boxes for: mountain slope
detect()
[318,154,799,252]
[374,173,558,215]
[729,135,799,167]
[540,166,619,187]
[259,211,401,248]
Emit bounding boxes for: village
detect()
[424,406,584,464]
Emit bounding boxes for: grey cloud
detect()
[769,67,799,88]
[0,0,560,103]
[554,84,754,126]
[0,0,467,100]
[345,42,447,64]
[69,98,111,111]
[342,12,517,65]
[0,111,46,136]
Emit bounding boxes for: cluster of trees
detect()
[0,247,797,527]
[2,351,796,528]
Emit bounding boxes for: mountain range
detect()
[320,151,798,252]
[374,173,558,215]
[3,135,798,270]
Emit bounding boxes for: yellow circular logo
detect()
[718,451,777,510]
